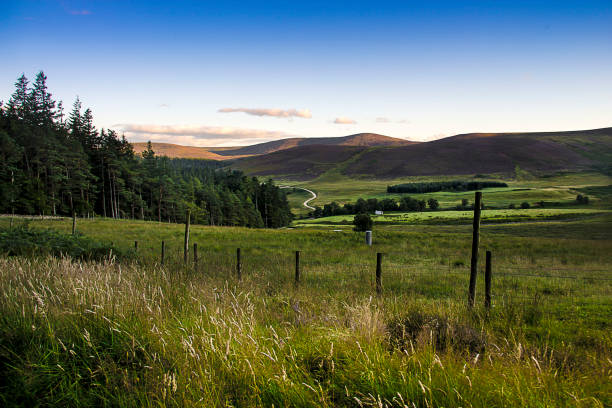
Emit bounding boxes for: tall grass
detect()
[0,253,609,406]
[0,215,610,406]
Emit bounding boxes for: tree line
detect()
[387,180,508,194]
[0,72,292,228]
[309,196,440,218]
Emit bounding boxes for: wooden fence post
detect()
[184,210,191,264]
[485,250,492,309]
[72,212,76,235]
[376,252,383,295]
[468,191,482,307]
[193,243,198,267]
[161,241,165,265]
[236,248,242,280]
[295,251,301,284]
[134,241,138,251]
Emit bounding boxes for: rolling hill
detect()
[131,142,247,160]
[208,133,416,156]
[230,127,612,179]
[230,145,369,180]
[132,133,414,160]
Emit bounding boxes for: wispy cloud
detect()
[69,10,92,15]
[112,123,293,146]
[333,117,357,125]
[376,117,410,124]
[218,107,312,119]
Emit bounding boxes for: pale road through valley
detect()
[280,186,317,210]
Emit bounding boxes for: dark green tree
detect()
[353,213,373,232]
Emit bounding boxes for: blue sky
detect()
[2,0,611,146]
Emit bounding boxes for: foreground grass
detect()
[0,216,611,406]
[1,256,610,407]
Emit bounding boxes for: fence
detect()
[126,238,611,313]
[110,190,612,312]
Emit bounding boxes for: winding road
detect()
[280,186,317,210]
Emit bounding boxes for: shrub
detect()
[576,194,589,205]
[387,310,486,353]
[520,201,531,209]
[0,226,128,261]
[427,198,440,210]
[353,213,373,232]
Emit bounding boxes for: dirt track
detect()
[280,187,317,210]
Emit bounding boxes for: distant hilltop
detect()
[132,127,612,180]
[132,133,415,160]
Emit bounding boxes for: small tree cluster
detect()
[576,194,589,205]
[353,213,373,232]
[387,180,507,194]
[455,198,471,210]
[309,195,436,218]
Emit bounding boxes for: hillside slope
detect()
[132,133,414,160]
[232,145,368,180]
[131,143,247,160]
[209,133,415,156]
[232,127,612,179]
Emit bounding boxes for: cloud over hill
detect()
[218,107,312,118]
[114,123,293,146]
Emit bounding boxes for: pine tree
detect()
[30,71,56,127]
[6,74,29,121]
[68,97,82,140]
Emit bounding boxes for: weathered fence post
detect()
[468,191,482,307]
[376,252,383,295]
[72,212,77,235]
[184,210,191,263]
[485,250,492,309]
[134,240,138,251]
[161,241,165,265]
[193,243,198,267]
[295,250,301,284]
[236,248,242,280]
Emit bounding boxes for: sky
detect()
[1,0,611,146]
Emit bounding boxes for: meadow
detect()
[0,212,610,406]
[282,171,612,212]
[295,208,611,226]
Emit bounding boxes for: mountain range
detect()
[132,128,612,180]
[131,133,412,160]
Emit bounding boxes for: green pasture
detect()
[295,208,611,226]
[280,171,612,210]
[283,187,313,217]
[1,212,611,406]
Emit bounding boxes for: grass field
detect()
[295,208,611,226]
[281,171,612,212]
[0,214,610,406]
[284,188,314,217]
